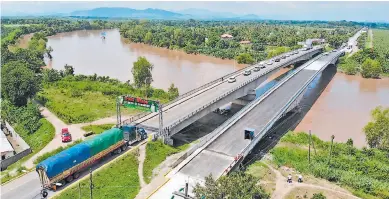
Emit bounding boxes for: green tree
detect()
[144,32,153,44]
[236,53,255,64]
[42,68,61,82]
[311,193,326,199]
[1,61,41,106]
[361,58,382,78]
[167,83,179,100]
[363,106,389,151]
[193,172,269,199]
[64,64,75,76]
[132,56,154,88]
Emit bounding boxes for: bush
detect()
[311,193,326,199]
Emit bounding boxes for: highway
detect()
[131,47,322,133]
[150,51,341,199]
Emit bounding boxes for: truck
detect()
[36,125,147,191]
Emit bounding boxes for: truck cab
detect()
[121,125,148,144]
[244,128,255,140]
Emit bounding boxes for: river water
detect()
[44,29,245,93]
[40,29,389,148]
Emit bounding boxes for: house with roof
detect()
[1,129,15,160]
[221,34,233,40]
[239,40,251,45]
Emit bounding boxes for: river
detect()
[39,29,389,148]
[44,29,245,93]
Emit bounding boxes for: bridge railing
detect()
[170,53,321,163]
[124,47,323,125]
[162,47,323,135]
[221,51,342,176]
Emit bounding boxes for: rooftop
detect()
[221,34,233,38]
[1,129,14,153]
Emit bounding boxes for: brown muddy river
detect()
[44,29,245,93]
[42,29,389,148]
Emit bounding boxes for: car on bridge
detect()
[275,58,281,62]
[281,55,286,59]
[253,66,261,72]
[243,70,252,76]
[227,76,236,83]
[266,61,273,65]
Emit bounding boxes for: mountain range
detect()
[66,7,262,20]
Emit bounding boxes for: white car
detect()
[266,61,273,65]
[243,70,252,76]
[253,66,261,72]
[227,76,236,83]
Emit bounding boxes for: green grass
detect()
[271,131,389,199]
[143,141,190,184]
[1,119,55,184]
[33,140,82,164]
[54,151,140,199]
[38,76,172,124]
[14,118,55,153]
[81,124,115,135]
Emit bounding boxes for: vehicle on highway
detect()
[274,58,281,62]
[260,64,266,69]
[61,128,72,143]
[36,125,147,191]
[332,49,338,52]
[266,61,273,65]
[281,55,286,59]
[285,54,290,57]
[253,66,261,72]
[324,52,330,56]
[295,51,299,54]
[243,70,251,76]
[228,76,236,83]
[244,128,255,140]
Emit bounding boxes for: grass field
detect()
[270,131,389,199]
[38,79,143,124]
[54,151,140,199]
[143,141,190,184]
[81,124,115,135]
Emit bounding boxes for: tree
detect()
[168,83,179,100]
[361,58,382,78]
[193,172,269,199]
[236,53,255,64]
[1,61,41,106]
[363,106,389,151]
[144,32,153,44]
[42,68,61,82]
[64,64,75,76]
[46,46,53,59]
[132,56,154,88]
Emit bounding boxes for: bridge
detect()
[149,49,344,199]
[124,46,323,142]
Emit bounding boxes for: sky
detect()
[1,1,389,22]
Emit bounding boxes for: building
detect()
[239,40,251,45]
[1,129,15,160]
[221,34,233,40]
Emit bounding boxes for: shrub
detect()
[311,193,326,199]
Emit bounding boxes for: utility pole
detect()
[328,135,335,165]
[308,130,311,164]
[79,183,81,199]
[89,169,93,199]
[116,96,122,127]
[158,102,164,139]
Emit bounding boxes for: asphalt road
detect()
[179,52,339,179]
[137,47,322,130]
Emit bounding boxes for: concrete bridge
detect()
[124,46,323,141]
[149,49,344,199]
